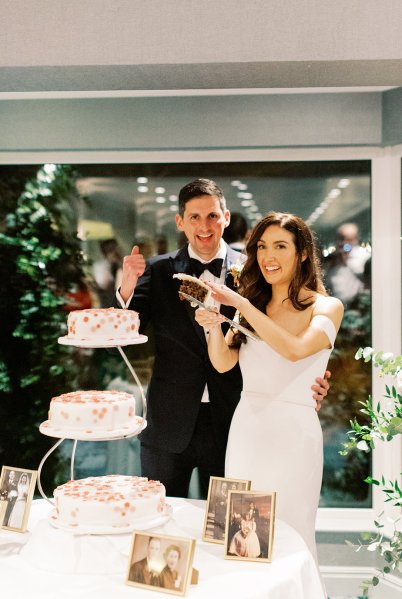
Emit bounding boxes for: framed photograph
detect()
[126,532,196,596]
[202,476,251,544]
[0,466,37,533]
[224,490,276,563]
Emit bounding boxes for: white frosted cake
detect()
[52,475,166,530]
[66,307,139,342]
[42,390,137,434]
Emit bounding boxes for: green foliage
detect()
[0,164,92,491]
[341,347,402,595]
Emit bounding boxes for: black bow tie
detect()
[190,258,223,278]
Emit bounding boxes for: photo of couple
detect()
[225,491,276,563]
[0,467,37,532]
[127,533,195,596]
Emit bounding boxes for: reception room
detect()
[0,2,401,598]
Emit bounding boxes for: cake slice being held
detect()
[173,273,214,306]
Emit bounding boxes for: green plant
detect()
[341,347,402,595]
[0,164,93,490]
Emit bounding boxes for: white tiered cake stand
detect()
[37,335,152,515]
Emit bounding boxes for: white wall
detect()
[0,93,383,152]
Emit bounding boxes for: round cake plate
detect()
[39,417,147,441]
[57,334,148,348]
[47,503,173,535]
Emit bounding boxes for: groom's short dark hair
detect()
[178,179,226,216]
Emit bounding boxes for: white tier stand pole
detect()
[37,437,65,506]
[117,345,147,422]
[70,439,78,481]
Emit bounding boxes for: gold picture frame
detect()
[0,465,37,533]
[224,489,276,563]
[202,476,251,544]
[126,531,196,596]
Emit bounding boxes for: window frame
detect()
[1,144,401,534]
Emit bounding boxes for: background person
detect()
[93,238,123,307]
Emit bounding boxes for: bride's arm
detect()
[207,284,344,361]
[194,309,239,373]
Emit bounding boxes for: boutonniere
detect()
[227,260,244,288]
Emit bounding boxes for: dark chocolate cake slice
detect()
[173,273,212,305]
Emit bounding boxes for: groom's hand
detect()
[120,245,146,303]
[312,370,331,412]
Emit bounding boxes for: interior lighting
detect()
[231,180,242,186]
[137,177,148,184]
[169,195,178,201]
[237,183,248,191]
[156,197,166,203]
[338,178,350,188]
[328,189,341,199]
[155,186,166,194]
[138,186,149,193]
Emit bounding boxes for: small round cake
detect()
[45,390,137,434]
[66,307,139,342]
[52,475,166,530]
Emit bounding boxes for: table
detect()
[0,498,325,599]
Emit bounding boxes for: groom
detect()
[114,178,330,498]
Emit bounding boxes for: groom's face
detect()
[176,195,230,261]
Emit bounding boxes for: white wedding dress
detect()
[225,313,336,564]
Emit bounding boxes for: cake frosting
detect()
[43,390,137,434]
[52,475,166,530]
[66,307,139,341]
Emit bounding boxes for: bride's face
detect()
[256,225,301,287]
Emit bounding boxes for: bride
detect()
[195,211,343,567]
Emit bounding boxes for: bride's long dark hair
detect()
[231,212,326,347]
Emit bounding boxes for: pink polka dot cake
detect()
[53,475,166,530]
[66,307,139,342]
[44,390,137,434]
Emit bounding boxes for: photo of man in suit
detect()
[115,178,330,498]
[129,536,162,586]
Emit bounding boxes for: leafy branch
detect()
[340,347,402,596]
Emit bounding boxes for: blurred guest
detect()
[223,212,248,252]
[156,235,168,255]
[324,222,370,307]
[63,264,93,311]
[93,238,123,307]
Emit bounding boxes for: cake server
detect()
[179,291,260,341]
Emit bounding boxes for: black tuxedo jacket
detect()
[115,243,244,454]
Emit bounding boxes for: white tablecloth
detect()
[0,498,325,599]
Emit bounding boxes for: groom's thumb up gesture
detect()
[119,245,146,303]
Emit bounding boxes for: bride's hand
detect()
[194,307,225,331]
[205,281,244,309]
